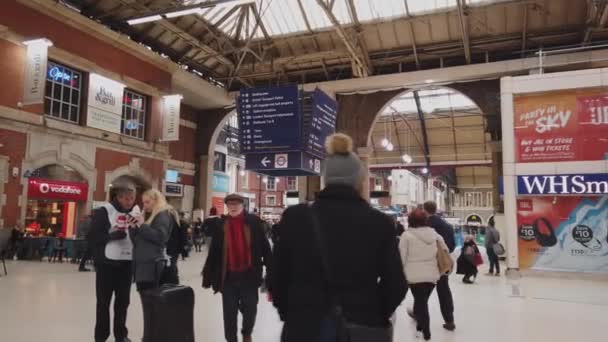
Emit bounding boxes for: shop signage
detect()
[87,73,125,134]
[517,174,608,195]
[23,40,50,105]
[514,89,608,162]
[212,172,230,193]
[162,95,182,141]
[238,85,301,153]
[517,196,608,273]
[27,178,88,202]
[164,183,183,197]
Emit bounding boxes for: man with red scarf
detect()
[203,194,272,342]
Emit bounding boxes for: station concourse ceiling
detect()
[60,0,608,91]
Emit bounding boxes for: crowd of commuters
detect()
[13,131,500,342]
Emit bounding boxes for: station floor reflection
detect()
[1,248,607,342]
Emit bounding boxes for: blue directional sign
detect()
[238,85,301,153]
[305,89,338,158]
[245,151,323,176]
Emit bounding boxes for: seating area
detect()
[6,236,89,264]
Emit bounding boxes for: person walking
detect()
[202,193,272,342]
[193,217,204,252]
[128,189,179,342]
[421,201,456,331]
[271,133,407,342]
[400,209,450,341]
[77,214,92,272]
[457,235,482,284]
[88,181,139,342]
[485,217,501,276]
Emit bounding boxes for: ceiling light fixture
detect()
[421,167,429,175]
[127,15,163,25]
[381,138,389,147]
[165,8,203,18]
[386,143,394,152]
[239,170,246,176]
[401,154,412,164]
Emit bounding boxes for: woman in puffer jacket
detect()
[399,209,450,341]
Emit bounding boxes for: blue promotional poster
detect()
[517,195,608,273]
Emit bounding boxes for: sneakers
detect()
[443,322,456,331]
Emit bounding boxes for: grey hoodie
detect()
[399,226,449,284]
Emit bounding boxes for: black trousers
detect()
[95,262,132,341]
[79,248,91,269]
[221,276,259,342]
[487,248,500,274]
[410,283,436,339]
[436,275,454,324]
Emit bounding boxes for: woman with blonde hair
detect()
[127,188,180,291]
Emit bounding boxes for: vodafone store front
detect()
[25,168,88,238]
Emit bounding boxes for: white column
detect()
[501,77,519,274]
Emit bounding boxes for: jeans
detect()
[436,275,454,324]
[221,275,259,342]
[487,248,500,274]
[410,283,436,340]
[95,262,132,341]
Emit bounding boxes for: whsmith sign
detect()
[517,174,608,195]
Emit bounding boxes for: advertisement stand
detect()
[501,69,608,275]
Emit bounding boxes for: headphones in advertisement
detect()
[533,218,558,247]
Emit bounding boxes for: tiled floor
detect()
[1,249,607,342]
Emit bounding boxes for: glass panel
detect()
[51,101,61,117]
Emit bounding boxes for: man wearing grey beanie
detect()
[271,133,407,342]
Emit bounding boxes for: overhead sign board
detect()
[239,85,301,153]
[517,174,608,195]
[87,73,125,134]
[305,89,338,158]
[245,151,322,176]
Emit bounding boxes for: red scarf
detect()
[226,213,252,273]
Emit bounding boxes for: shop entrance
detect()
[25,165,88,238]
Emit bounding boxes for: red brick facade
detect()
[0,129,27,225]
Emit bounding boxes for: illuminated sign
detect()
[48,66,72,82]
[518,174,608,195]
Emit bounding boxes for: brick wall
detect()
[0,128,27,226]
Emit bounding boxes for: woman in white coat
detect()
[399,209,450,341]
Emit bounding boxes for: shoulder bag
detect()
[308,206,392,342]
[436,240,454,275]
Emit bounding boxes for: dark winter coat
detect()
[457,240,480,276]
[271,185,407,342]
[427,214,456,252]
[202,213,272,293]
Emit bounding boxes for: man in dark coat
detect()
[423,201,456,331]
[88,181,139,342]
[202,193,272,342]
[271,133,407,342]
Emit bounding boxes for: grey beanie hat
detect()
[323,133,364,188]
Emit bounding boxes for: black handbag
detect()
[308,205,392,342]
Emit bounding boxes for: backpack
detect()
[167,217,187,257]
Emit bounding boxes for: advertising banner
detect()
[212,172,230,193]
[23,40,50,105]
[514,88,608,162]
[27,178,88,202]
[518,174,608,195]
[87,74,125,134]
[162,95,182,141]
[517,196,608,273]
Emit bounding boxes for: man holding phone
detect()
[88,180,140,342]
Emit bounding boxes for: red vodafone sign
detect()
[27,178,88,202]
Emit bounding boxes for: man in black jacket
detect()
[271,134,407,342]
[423,201,456,331]
[88,181,139,342]
[202,193,272,342]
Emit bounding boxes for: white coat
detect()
[399,226,448,284]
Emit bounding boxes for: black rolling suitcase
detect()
[141,284,195,342]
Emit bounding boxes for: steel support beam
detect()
[456,0,472,64]
[413,91,432,167]
[316,0,370,77]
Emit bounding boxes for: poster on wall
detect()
[87,73,125,134]
[514,88,608,162]
[162,95,182,141]
[517,196,608,273]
